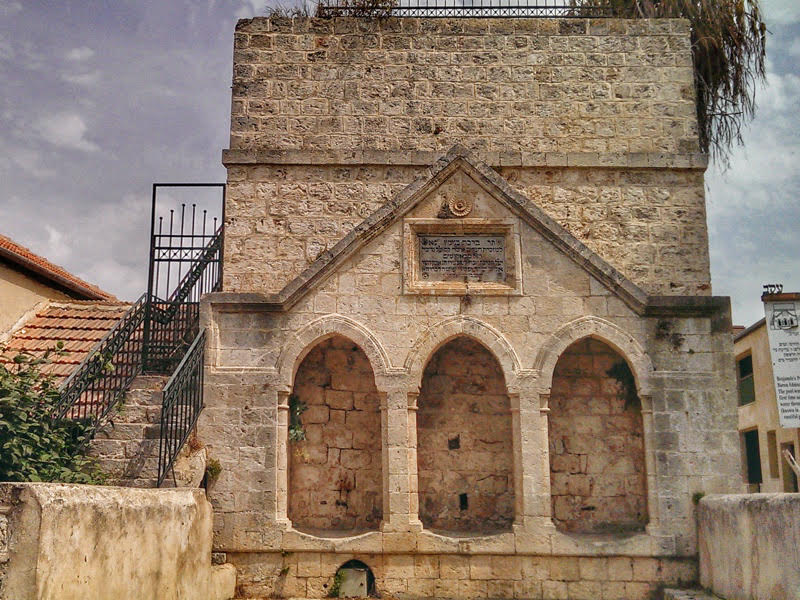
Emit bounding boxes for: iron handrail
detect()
[55,294,148,427]
[157,330,206,486]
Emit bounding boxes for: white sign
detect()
[764,299,800,428]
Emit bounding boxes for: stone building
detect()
[198,16,739,599]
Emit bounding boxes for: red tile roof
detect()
[0,302,130,383]
[0,233,117,301]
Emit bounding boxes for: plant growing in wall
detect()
[0,345,106,484]
[288,394,307,442]
[575,0,767,167]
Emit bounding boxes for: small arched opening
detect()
[328,559,377,597]
[548,337,648,533]
[288,335,382,533]
[416,335,514,534]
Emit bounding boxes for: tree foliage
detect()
[583,0,767,165]
[0,345,105,484]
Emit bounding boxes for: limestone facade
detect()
[198,16,739,599]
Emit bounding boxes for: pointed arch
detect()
[533,316,653,398]
[405,316,522,393]
[276,314,390,390]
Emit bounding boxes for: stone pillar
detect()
[275,389,291,529]
[515,390,556,532]
[640,395,662,534]
[379,379,422,532]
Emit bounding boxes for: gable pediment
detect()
[229,145,649,314]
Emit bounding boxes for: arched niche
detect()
[547,337,649,533]
[416,335,514,534]
[287,334,382,533]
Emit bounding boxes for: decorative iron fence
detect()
[317,0,612,18]
[53,183,223,475]
[56,294,148,433]
[157,330,205,487]
[143,184,225,373]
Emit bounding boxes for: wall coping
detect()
[223,149,709,171]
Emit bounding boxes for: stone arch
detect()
[287,333,383,533]
[416,335,515,533]
[405,316,521,392]
[533,316,653,399]
[277,314,391,391]
[539,319,654,534]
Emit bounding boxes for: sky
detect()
[1,0,798,327]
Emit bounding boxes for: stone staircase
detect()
[89,375,167,487]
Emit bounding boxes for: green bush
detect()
[0,344,105,484]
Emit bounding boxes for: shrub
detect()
[0,345,106,484]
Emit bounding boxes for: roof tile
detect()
[1,302,130,384]
[0,233,117,301]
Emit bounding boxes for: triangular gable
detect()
[225,144,649,314]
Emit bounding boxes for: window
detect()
[737,354,755,406]
[742,429,762,490]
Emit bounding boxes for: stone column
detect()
[514,389,557,533]
[275,389,291,529]
[378,378,422,532]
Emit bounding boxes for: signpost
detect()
[762,286,800,428]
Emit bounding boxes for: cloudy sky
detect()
[1,0,797,326]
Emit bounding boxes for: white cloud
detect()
[66,46,94,61]
[34,113,99,152]
[0,1,21,16]
[60,70,101,86]
[765,0,800,26]
[42,225,71,265]
[235,0,272,18]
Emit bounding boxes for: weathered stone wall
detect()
[289,335,382,532]
[227,550,698,600]
[0,483,235,600]
[224,164,709,297]
[549,338,648,533]
[200,162,739,567]
[223,16,711,298]
[230,17,698,155]
[698,494,800,600]
[417,337,513,533]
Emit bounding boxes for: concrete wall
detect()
[0,483,234,600]
[0,263,70,338]
[698,493,800,600]
[735,322,800,492]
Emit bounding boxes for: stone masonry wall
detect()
[417,337,513,533]
[228,551,698,600]
[549,338,648,533]
[230,17,698,155]
[224,165,710,297]
[289,336,382,532]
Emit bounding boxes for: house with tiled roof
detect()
[0,232,119,340]
[0,232,129,381]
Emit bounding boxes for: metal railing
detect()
[144,228,223,372]
[157,330,205,487]
[52,184,224,481]
[56,294,148,435]
[317,0,613,18]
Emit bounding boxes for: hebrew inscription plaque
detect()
[419,235,505,282]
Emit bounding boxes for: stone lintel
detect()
[222,149,709,171]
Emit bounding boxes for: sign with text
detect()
[419,235,505,283]
[764,298,800,428]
